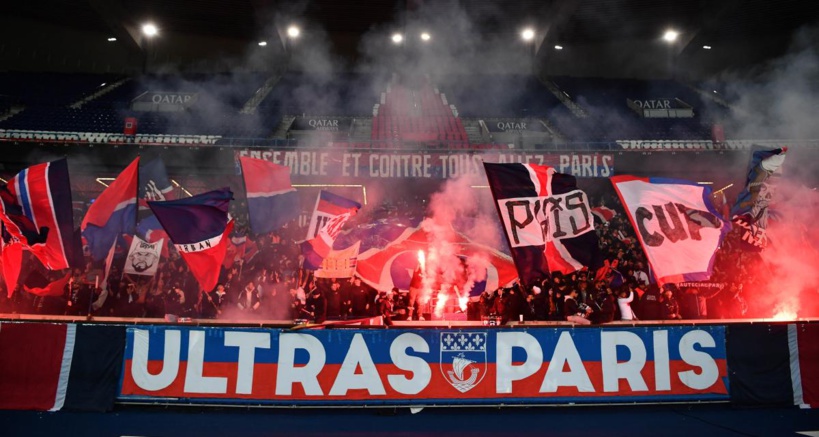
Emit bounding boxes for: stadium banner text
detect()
[236,150,614,179]
[119,325,728,406]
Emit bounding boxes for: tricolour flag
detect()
[2,159,75,270]
[239,156,299,234]
[302,210,357,271]
[1,232,23,297]
[306,191,362,240]
[355,226,518,296]
[81,157,138,261]
[148,188,233,292]
[730,147,787,251]
[591,206,616,224]
[483,163,598,285]
[611,176,730,285]
[24,273,71,297]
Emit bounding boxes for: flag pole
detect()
[712,183,734,194]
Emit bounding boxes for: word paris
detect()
[499,190,593,247]
[120,327,727,404]
[237,150,614,179]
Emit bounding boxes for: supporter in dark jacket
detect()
[305,285,326,323]
[639,284,663,320]
[661,288,682,320]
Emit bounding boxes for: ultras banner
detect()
[119,325,728,406]
[236,150,615,179]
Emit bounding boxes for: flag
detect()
[302,210,357,270]
[306,191,362,240]
[148,188,233,292]
[1,232,23,297]
[91,241,117,311]
[24,273,71,297]
[611,176,730,286]
[3,159,75,270]
[591,206,616,224]
[0,187,48,247]
[0,322,124,412]
[315,241,360,278]
[730,147,787,251]
[122,236,163,276]
[138,157,175,207]
[355,226,517,296]
[239,156,299,234]
[223,234,259,269]
[482,163,598,285]
[81,158,138,261]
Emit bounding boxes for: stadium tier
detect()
[0,72,743,146]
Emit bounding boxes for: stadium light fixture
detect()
[521,28,535,42]
[142,23,158,37]
[107,37,117,42]
[392,33,404,44]
[662,29,678,43]
[258,41,268,47]
[554,45,563,50]
[287,25,300,39]
[420,32,431,42]
[703,45,712,50]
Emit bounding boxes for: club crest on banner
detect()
[440,332,487,393]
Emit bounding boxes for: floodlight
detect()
[663,29,678,42]
[521,28,535,41]
[554,45,563,50]
[258,41,268,47]
[392,33,404,44]
[703,45,712,50]
[420,32,431,42]
[142,23,158,37]
[107,37,117,42]
[287,25,300,38]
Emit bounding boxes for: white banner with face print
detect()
[123,236,164,276]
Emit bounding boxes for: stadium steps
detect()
[682,82,733,109]
[0,105,25,123]
[537,118,565,142]
[69,78,130,109]
[240,72,283,115]
[350,118,373,142]
[270,115,296,139]
[540,78,588,119]
[462,119,487,143]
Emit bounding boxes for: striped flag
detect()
[305,191,362,240]
[239,156,300,234]
[81,157,138,261]
[483,163,598,285]
[2,159,76,270]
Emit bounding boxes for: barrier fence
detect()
[1,319,818,411]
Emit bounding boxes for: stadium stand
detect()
[548,76,731,141]
[0,71,743,146]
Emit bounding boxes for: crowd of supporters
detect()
[0,193,752,323]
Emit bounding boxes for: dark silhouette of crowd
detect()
[0,193,755,323]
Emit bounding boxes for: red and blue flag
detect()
[483,163,599,285]
[2,159,75,270]
[239,156,299,235]
[81,157,138,261]
[148,187,233,292]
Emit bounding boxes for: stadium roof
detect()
[1,0,817,73]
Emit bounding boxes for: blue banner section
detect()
[120,325,728,406]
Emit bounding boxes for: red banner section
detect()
[236,150,615,179]
[119,325,728,405]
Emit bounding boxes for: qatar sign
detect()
[119,326,728,405]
